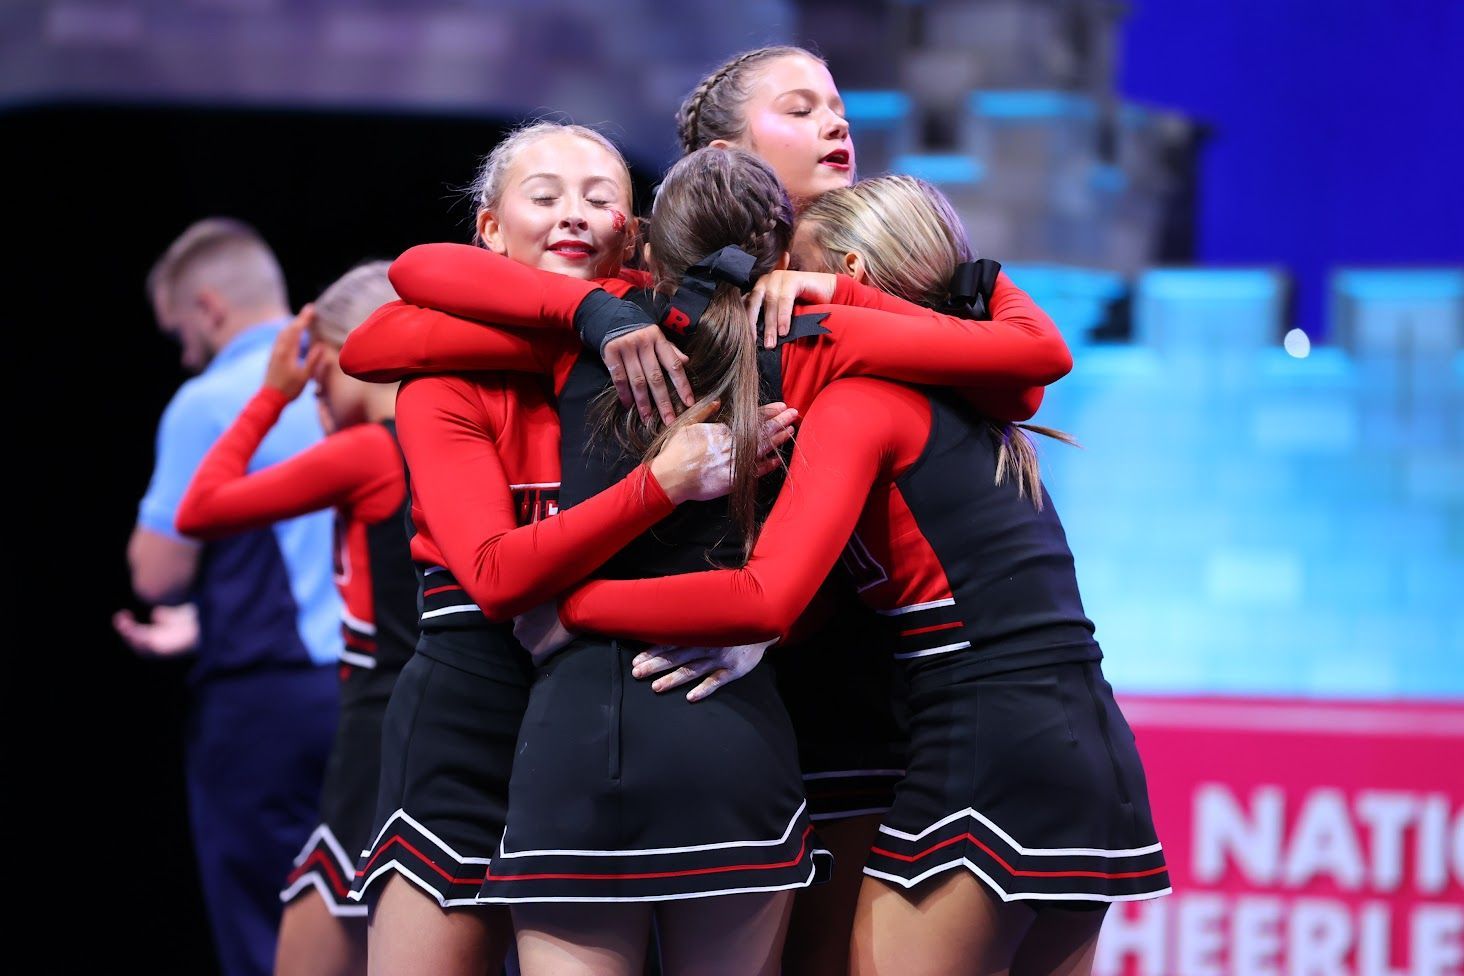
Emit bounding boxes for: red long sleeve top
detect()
[392,370,677,625]
[176,387,405,539]
[556,377,1099,684]
[337,243,1070,420]
[174,386,412,667]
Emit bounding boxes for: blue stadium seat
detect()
[1135,268,1288,353]
[1020,265,1459,697]
[1331,269,1464,357]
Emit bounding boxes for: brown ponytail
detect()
[594,148,792,557]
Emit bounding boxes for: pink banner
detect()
[1097,696,1464,976]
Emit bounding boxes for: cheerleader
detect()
[175,263,409,976]
[341,122,795,976]
[526,176,1172,976]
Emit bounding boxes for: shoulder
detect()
[397,372,520,428]
[806,378,931,444]
[158,374,230,437]
[289,424,402,483]
[399,371,503,401]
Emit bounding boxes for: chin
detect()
[820,168,855,190]
[541,256,597,280]
[793,172,850,202]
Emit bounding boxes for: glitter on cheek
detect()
[610,209,627,233]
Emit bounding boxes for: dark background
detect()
[14,103,658,970]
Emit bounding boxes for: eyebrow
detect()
[518,172,624,190]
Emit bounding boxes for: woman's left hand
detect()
[513,601,575,665]
[603,325,696,425]
[630,639,776,701]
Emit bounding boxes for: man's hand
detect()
[113,604,200,659]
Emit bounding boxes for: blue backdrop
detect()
[1118,0,1464,338]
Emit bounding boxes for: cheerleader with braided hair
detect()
[675,46,854,211]
[341,148,1072,974]
[345,53,1063,972]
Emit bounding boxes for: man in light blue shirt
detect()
[119,218,341,976]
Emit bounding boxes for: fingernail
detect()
[632,666,647,678]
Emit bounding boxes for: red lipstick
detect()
[548,239,596,260]
[819,149,851,170]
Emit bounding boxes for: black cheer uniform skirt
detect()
[477,638,832,903]
[281,661,400,916]
[866,658,1171,904]
[350,629,534,908]
[772,592,909,823]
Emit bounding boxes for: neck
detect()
[216,304,290,348]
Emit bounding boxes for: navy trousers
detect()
[185,667,338,976]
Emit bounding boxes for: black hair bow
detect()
[660,246,759,342]
[942,258,1003,320]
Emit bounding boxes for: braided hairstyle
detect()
[676,46,825,154]
[597,148,793,555]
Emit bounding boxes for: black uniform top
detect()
[559,377,1101,680]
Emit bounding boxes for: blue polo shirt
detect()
[139,318,342,682]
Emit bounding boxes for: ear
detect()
[641,241,656,273]
[843,251,868,284]
[775,251,792,272]
[195,288,229,329]
[622,216,643,264]
[708,138,733,150]
[477,209,508,255]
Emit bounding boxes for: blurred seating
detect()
[1017,266,1464,699]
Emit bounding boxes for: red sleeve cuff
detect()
[634,463,675,514]
[251,386,292,412]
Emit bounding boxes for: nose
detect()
[558,198,589,231]
[823,108,849,143]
